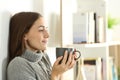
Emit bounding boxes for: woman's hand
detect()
[51,50,76,80]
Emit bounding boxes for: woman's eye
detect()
[39,29,44,31]
[38,26,48,32]
[39,27,44,31]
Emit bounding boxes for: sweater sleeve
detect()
[7,57,39,80]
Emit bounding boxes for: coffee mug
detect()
[56,47,81,64]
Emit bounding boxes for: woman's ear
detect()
[24,34,28,40]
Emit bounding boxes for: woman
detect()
[7,12,76,80]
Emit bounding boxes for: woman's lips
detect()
[42,40,48,44]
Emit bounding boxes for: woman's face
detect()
[24,17,49,51]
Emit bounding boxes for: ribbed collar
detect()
[21,49,44,62]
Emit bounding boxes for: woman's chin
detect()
[40,46,47,51]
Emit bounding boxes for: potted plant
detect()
[107,15,120,41]
[108,15,119,29]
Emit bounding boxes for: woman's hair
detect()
[8,12,42,62]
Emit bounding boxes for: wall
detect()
[0,11,11,80]
[108,0,120,18]
[43,0,62,47]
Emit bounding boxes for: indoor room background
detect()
[0,0,120,80]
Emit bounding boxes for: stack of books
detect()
[76,57,103,80]
[73,12,105,44]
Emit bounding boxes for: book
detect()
[88,12,95,43]
[78,58,102,80]
[73,12,95,44]
[94,13,105,43]
[75,59,87,80]
[97,16,104,43]
[73,12,89,44]
[109,57,118,80]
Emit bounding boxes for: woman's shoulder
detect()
[7,56,35,74]
[7,57,29,69]
[9,57,27,64]
[7,57,36,80]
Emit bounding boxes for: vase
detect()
[107,29,113,42]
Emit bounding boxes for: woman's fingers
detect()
[69,55,76,69]
[66,51,72,66]
[52,51,76,76]
[61,50,68,64]
[54,56,63,65]
[61,51,76,69]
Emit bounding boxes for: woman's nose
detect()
[44,30,49,38]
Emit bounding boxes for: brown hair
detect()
[8,12,42,62]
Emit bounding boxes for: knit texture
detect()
[7,49,52,80]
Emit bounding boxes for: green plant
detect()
[118,67,120,76]
[108,15,120,29]
[118,67,120,79]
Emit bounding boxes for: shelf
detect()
[64,41,120,80]
[65,41,120,48]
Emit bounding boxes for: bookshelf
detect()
[43,0,120,80]
[65,42,120,80]
[61,0,108,47]
[66,43,109,80]
[60,0,120,80]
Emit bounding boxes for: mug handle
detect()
[74,49,81,60]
